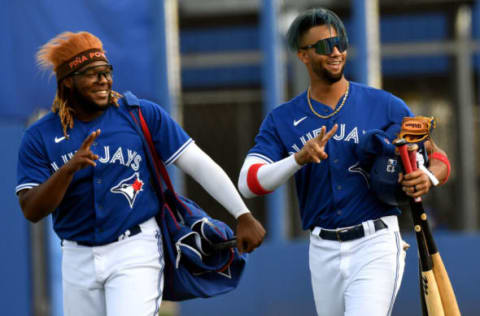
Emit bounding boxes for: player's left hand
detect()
[398,169,432,198]
[235,212,266,254]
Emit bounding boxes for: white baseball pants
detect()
[61,217,164,316]
[309,215,407,316]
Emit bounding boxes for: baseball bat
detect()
[396,140,445,316]
[410,198,445,316]
[419,259,429,316]
[405,146,461,316]
[430,253,460,316]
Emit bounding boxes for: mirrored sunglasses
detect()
[300,36,348,55]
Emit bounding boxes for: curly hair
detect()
[36,31,121,137]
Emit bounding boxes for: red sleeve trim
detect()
[429,152,451,185]
[247,163,272,195]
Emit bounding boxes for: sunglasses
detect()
[72,64,113,81]
[300,36,348,55]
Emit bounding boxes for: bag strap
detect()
[136,109,178,194]
[128,104,180,198]
[127,109,169,205]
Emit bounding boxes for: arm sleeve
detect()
[238,154,302,198]
[173,143,250,219]
[238,110,300,198]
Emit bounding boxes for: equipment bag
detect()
[124,91,247,301]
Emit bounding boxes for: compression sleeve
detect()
[174,143,250,219]
[238,154,302,198]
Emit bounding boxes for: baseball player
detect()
[16,31,265,316]
[238,8,450,316]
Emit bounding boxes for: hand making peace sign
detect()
[294,124,338,165]
[65,129,101,174]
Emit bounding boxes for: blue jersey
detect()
[16,93,192,244]
[248,82,414,230]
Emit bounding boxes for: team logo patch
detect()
[110,172,144,208]
[386,158,398,173]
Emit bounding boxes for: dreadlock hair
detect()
[286,8,349,52]
[36,31,122,137]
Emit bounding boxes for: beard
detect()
[312,62,345,84]
[69,85,111,113]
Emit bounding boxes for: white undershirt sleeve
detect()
[174,143,249,219]
[238,154,303,198]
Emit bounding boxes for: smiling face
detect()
[63,60,113,114]
[297,25,347,84]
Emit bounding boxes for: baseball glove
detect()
[397,116,436,143]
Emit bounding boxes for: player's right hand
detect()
[235,212,266,253]
[64,129,101,174]
[294,124,338,165]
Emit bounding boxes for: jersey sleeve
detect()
[16,129,51,193]
[384,94,415,140]
[247,112,286,163]
[139,100,193,165]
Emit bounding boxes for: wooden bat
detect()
[403,144,461,316]
[396,140,445,316]
[419,209,461,316]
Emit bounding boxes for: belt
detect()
[76,225,142,247]
[319,219,387,242]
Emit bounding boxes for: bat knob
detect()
[393,138,407,146]
[407,143,419,151]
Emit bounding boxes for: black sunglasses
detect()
[72,64,113,81]
[300,36,348,55]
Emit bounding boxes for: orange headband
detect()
[55,48,108,81]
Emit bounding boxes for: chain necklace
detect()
[307,81,350,119]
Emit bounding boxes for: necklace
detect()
[307,81,349,119]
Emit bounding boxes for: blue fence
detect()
[0,123,31,316]
[2,3,471,121]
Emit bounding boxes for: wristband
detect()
[429,152,451,185]
[419,165,440,186]
[416,152,439,186]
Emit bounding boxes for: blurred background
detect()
[2,0,479,315]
